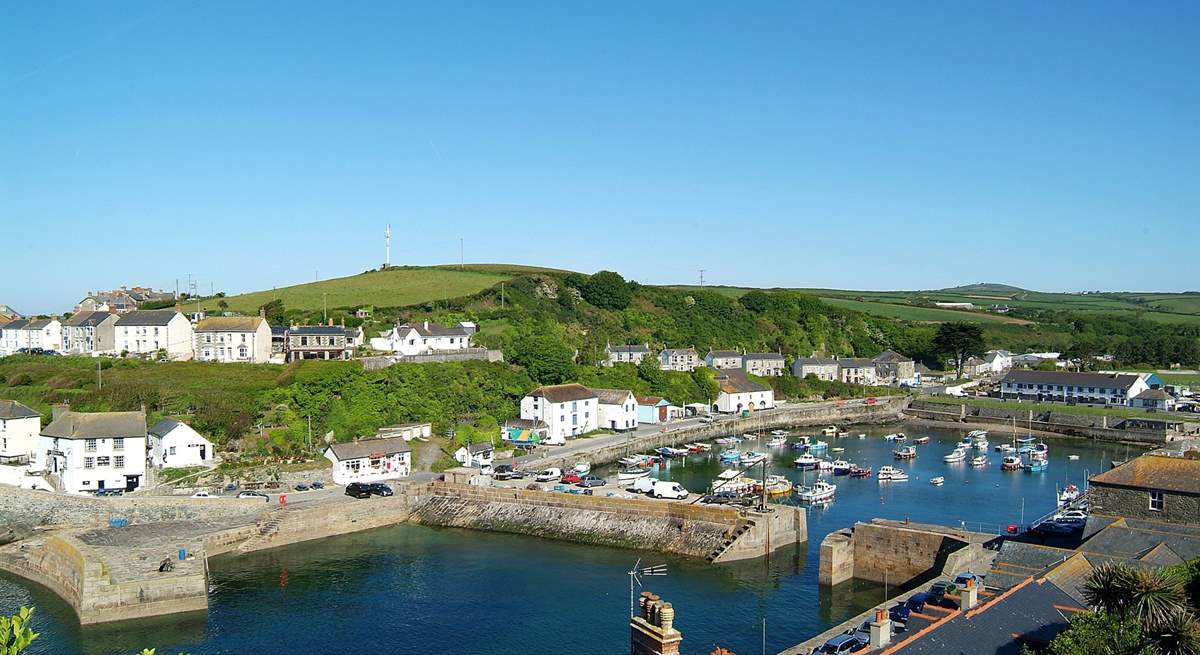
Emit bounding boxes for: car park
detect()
[345,483,372,499]
[368,483,394,497]
[576,474,607,488]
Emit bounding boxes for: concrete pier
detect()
[818,519,999,587]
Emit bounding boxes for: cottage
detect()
[659,347,701,372]
[146,419,214,469]
[705,350,743,370]
[1132,388,1175,411]
[714,369,774,414]
[604,343,651,367]
[636,396,681,424]
[742,352,785,377]
[63,311,117,356]
[36,407,147,494]
[115,310,194,360]
[0,400,40,467]
[324,436,412,485]
[287,325,353,361]
[520,384,599,444]
[837,358,879,385]
[593,388,639,432]
[194,316,273,364]
[17,319,63,352]
[369,320,475,355]
[453,442,495,468]
[872,350,917,386]
[1000,370,1149,406]
[792,356,838,381]
[960,356,991,378]
[984,349,1013,374]
[1089,454,1200,525]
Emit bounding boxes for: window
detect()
[169,446,177,455]
[85,439,97,452]
[84,457,95,469]
[114,455,124,468]
[113,438,124,451]
[96,456,111,467]
[1149,491,1165,512]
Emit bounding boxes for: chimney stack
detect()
[52,403,70,422]
[423,320,429,330]
[962,577,979,609]
[632,591,682,655]
[869,607,892,648]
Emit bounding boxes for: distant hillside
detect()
[196,266,513,314]
[938,283,1027,295]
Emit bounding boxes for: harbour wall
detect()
[528,397,909,472]
[904,400,1193,444]
[0,484,268,531]
[818,519,998,587]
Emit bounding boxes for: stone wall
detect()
[714,505,806,563]
[1089,485,1200,525]
[0,485,267,530]
[360,349,504,371]
[818,529,854,586]
[850,521,965,586]
[906,400,1177,444]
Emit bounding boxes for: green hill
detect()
[196,266,514,314]
[938,283,1027,294]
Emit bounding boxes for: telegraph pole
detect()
[699,269,706,288]
[459,238,464,270]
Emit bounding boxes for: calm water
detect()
[1,422,1131,655]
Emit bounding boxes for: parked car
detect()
[889,602,911,625]
[493,464,517,480]
[311,481,324,490]
[559,472,582,484]
[223,483,239,493]
[294,483,310,492]
[1033,519,1080,535]
[700,415,716,424]
[700,491,755,506]
[651,480,689,500]
[816,633,867,654]
[928,581,958,608]
[534,468,562,483]
[190,490,213,499]
[1055,509,1088,521]
[238,491,269,501]
[954,572,983,588]
[368,483,394,497]
[95,488,123,497]
[576,474,607,488]
[345,482,372,499]
[904,593,928,614]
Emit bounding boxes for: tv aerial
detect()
[627,558,668,617]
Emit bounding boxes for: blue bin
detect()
[108,518,128,529]
[178,548,187,561]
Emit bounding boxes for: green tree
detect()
[637,354,668,396]
[1,607,38,655]
[932,322,985,379]
[259,299,286,325]
[581,271,631,310]
[739,290,770,313]
[1066,335,1102,372]
[510,333,575,385]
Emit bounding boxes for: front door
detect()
[125,475,140,491]
[200,445,206,460]
[97,480,105,491]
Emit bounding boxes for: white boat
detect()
[1067,454,1080,461]
[972,439,989,450]
[831,447,845,453]
[1058,484,1082,506]
[618,468,651,481]
[816,459,834,471]
[743,433,760,440]
[967,430,988,439]
[970,454,988,468]
[929,476,945,486]
[770,429,790,437]
[877,466,908,481]
[713,470,756,494]
[831,459,852,474]
[893,433,907,442]
[883,433,900,441]
[715,436,743,445]
[796,480,837,502]
[857,433,867,439]
[756,475,794,496]
[618,454,651,467]
[740,451,767,466]
[995,444,1015,453]
[943,447,968,463]
[794,454,820,469]
[573,462,591,475]
[766,436,788,447]
[821,426,839,436]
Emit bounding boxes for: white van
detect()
[534,468,562,483]
[630,476,656,494]
[651,480,689,500]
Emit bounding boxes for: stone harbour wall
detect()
[906,400,1179,444]
[0,485,267,530]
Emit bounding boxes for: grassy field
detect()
[818,298,1026,324]
[923,395,1200,423]
[198,267,513,313]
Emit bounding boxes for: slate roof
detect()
[461,442,493,454]
[1,319,29,331]
[41,410,146,439]
[147,418,189,438]
[271,326,287,336]
[195,316,266,332]
[25,319,55,329]
[0,400,40,420]
[326,436,411,461]
[527,384,597,403]
[889,578,1082,655]
[114,310,181,327]
[706,350,742,359]
[1133,388,1171,401]
[636,395,666,405]
[660,348,698,357]
[716,369,768,395]
[1089,455,1200,495]
[607,344,650,354]
[743,352,784,361]
[399,321,470,337]
[289,325,347,336]
[504,418,548,430]
[1078,517,1200,561]
[795,357,837,366]
[987,541,1077,591]
[872,350,912,364]
[837,357,876,368]
[1002,369,1141,390]
[65,311,115,327]
[591,388,635,405]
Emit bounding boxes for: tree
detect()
[258,299,286,325]
[1,607,38,655]
[217,299,229,312]
[581,271,631,310]
[739,290,770,313]
[1065,335,1102,372]
[637,354,669,396]
[931,322,985,379]
[510,333,575,385]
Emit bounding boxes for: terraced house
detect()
[705,350,743,370]
[604,343,651,367]
[287,324,354,361]
[194,316,272,363]
[659,347,700,372]
[369,320,475,356]
[114,310,194,360]
[742,352,785,377]
[63,311,117,355]
[999,370,1149,406]
[37,407,147,494]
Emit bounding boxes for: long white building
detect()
[714,369,775,414]
[369,320,475,356]
[115,310,194,360]
[37,408,147,494]
[999,370,1149,406]
[194,316,273,364]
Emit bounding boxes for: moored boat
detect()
[796,480,837,502]
[756,475,794,496]
[719,449,741,462]
[967,430,988,439]
[816,458,834,471]
[821,426,839,436]
[1058,484,1081,506]
[943,447,968,463]
[831,459,853,475]
[808,440,829,451]
[877,466,909,481]
[893,433,907,442]
[848,465,872,478]
[713,469,755,493]
[1067,454,1080,461]
[794,454,820,469]
[740,451,767,466]
[970,454,988,468]
[1023,451,1049,472]
[766,436,788,448]
[618,467,651,481]
[913,436,930,445]
[573,462,591,475]
[1001,455,1022,471]
[929,476,945,486]
[770,429,790,437]
[893,446,917,460]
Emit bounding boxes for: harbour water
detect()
[1,421,1132,655]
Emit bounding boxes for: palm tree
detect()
[1079,562,1199,655]
[1127,567,1189,632]
[1084,562,1137,616]
[1145,608,1200,655]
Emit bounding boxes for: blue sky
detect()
[2,1,1197,314]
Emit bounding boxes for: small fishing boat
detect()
[1067,454,1080,461]
[893,446,917,460]
[943,447,968,463]
[809,440,829,451]
[967,430,988,439]
[740,451,767,466]
[796,480,837,502]
[715,436,742,445]
[756,475,794,496]
[830,447,845,453]
[877,466,908,482]
[1024,451,1049,472]
[573,462,591,475]
[995,444,1015,454]
[713,469,755,493]
[1016,436,1037,453]
[848,465,872,478]
[929,476,945,486]
[657,446,688,458]
[972,438,989,450]
[831,459,853,475]
[821,426,839,436]
[618,467,651,481]
[883,433,901,441]
[958,437,974,448]
[743,433,760,441]
[766,436,788,448]
[719,449,741,462]
[618,454,651,467]
[893,433,907,442]
[794,454,820,469]
[857,433,867,439]
[770,429,790,437]
[913,436,930,445]
[1058,484,1081,506]
[1001,455,1022,471]
[970,454,988,468]
[816,459,834,471]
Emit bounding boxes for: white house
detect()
[36,407,147,494]
[63,311,118,355]
[743,353,786,377]
[146,418,214,469]
[520,384,599,444]
[659,348,701,372]
[604,344,651,367]
[984,350,1014,375]
[837,358,879,385]
[793,357,838,381]
[115,310,194,360]
[453,442,494,468]
[714,369,774,414]
[1132,388,1175,411]
[19,319,63,352]
[961,356,991,378]
[593,388,639,432]
[0,400,40,466]
[999,370,1150,406]
[324,436,411,485]
[705,350,743,370]
[194,316,273,364]
[369,320,475,356]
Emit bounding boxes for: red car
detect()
[560,473,582,484]
[865,397,878,405]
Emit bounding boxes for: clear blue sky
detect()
[3,1,1197,314]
